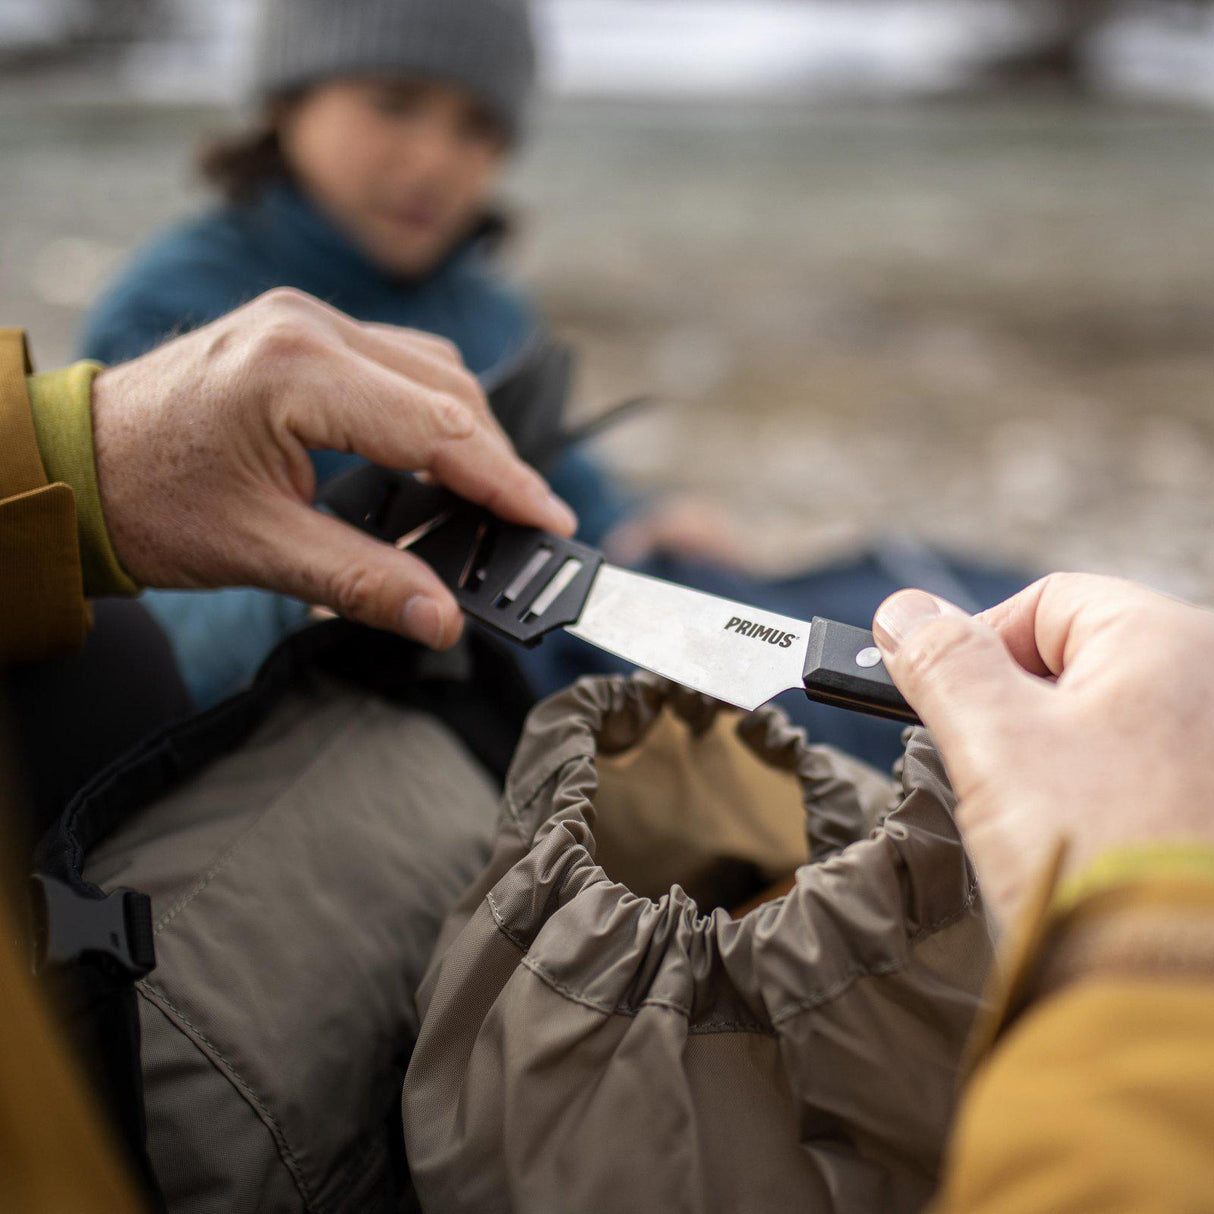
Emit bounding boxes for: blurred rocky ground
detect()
[2,61,1213,601]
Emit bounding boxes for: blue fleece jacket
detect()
[83,184,630,707]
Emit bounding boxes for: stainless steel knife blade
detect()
[566,564,812,711]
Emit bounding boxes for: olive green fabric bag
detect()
[403,673,994,1214]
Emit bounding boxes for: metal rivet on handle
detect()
[855,646,883,669]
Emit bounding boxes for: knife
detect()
[320,466,919,724]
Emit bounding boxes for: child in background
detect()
[86,0,627,703]
[84,0,1022,766]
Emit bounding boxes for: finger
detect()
[266,290,494,424]
[295,348,577,536]
[873,589,1048,784]
[291,346,478,456]
[973,577,1056,677]
[427,427,578,536]
[344,320,496,422]
[978,572,1164,678]
[358,321,464,365]
[339,325,572,526]
[254,499,465,647]
[356,354,578,536]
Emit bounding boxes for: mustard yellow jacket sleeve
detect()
[0,332,141,665]
[0,897,145,1212]
[933,850,1214,1214]
[0,329,88,663]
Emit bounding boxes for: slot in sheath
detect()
[501,548,553,603]
[526,557,584,620]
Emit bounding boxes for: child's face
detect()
[279,78,510,276]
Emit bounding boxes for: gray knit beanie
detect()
[251,0,537,139]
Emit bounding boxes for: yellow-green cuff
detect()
[1056,843,1214,913]
[26,363,139,598]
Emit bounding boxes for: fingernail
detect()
[874,589,966,654]
[400,595,445,648]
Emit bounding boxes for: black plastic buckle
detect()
[30,873,156,982]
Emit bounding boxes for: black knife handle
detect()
[802,617,920,725]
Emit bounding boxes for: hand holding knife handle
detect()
[802,618,920,724]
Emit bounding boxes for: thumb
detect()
[874,589,1044,785]
[253,500,464,648]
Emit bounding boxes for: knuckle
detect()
[329,562,388,624]
[400,328,461,363]
[251,316,324,363]
[257,286,315,314]
[1034,569,1081,607]
[430,391,476,438]
[424,333,461,362]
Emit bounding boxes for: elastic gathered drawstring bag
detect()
[402,673,995,1214]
